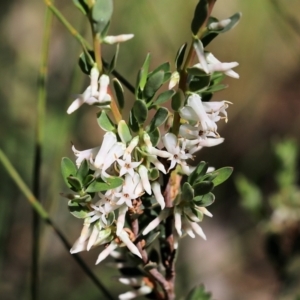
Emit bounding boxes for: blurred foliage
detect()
[1,0,300,299]
[236,138,300,299]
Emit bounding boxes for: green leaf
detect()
[148,127,160,147]
[163,71,172,83]
[67,176,82,192]
[83,174,95,187]
[194,192,215,207]
[86,176,123,193]
[133,100,148,125]
[91,0,113,34]
[149,62,170,75]
[139,53,151,91]
[113,78,124,109]
[76,159,89,182]
[175,43,187,70]
[202,12,242,47]
[206,84,228,93]
[61,157,77,187]
[129,109,140,132]
[188,161,209,185]
[187,67,208,77]
[171,90,183,112]
[193,181,214,197]
[154,90,176,106]
[148,168,159,181]
[107,43,119,73]
[191,0,208,36]
[182,182,194,202]
[118,120,132,144]
[73,0,89,15]
[78,51,95,75]
[143,70,165,100]
[210,167,233,186]
[189,75,211,92]
[149,107,169,132]
[187,284,212,300]
[68,201,91,218]
[97,110,115,132]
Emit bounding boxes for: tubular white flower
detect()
[72,145,100,167]
[96,241,119,265]
[184,94,218,133]
[142,209,171,235]
[193,40,209,73]
[118,230,142,259]
[143,132,171,158]
[123,136,140,159]
[151,181,165,209]
[104,34,134,44]
[94,132,117,169]
[70,222,91,254]
[138,165,151,194]
[206,53,239,78]
[98,74,110,102]
[174,206,182,236]
[116,205,128,236]
[119,286,152,300]
[90,66,100,96]
[67,86,98,114]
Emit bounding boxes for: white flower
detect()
[93,132,125,177]
[208,18,232,30]
[66,68,112,114]
[117,155,142,177]
[72,145,100,167]
[151,181,165,209]
[115,173,143,207]
[180,94,218,133]
[200,52,239,79]
[98,74,111,102]
[123,136,140,159]
[162,133,193,172]
[202,100,232,122]
[118,277,152,300]
[142,209,171,235]
[95,229,141,264]
[138,165,151,194]
[104,34,134,44]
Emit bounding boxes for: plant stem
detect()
[0,149,114,300]
[31,8,52,300]
[131,218,170,300]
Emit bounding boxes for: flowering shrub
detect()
[60,0,241,298]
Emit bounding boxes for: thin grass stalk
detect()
[0,149,114,300]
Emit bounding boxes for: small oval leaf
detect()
[133,100,148,124]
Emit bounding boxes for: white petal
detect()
[142,209,170,235]
[67,98,85,114]
[98,74,110,102]
[118,230,142,259]
[96,242,118,264]
[87,224,99,251]
[151,181,165,209]
[94,132,117,168]
[116,206,128,236]
[138,165,151,194]
[179,106,199,121]
[148,156,166,174]
[174,207,182,236]
[90,67,99,96]
[119,286,152,300]
[162,133,177,154]
[189,221,207,240]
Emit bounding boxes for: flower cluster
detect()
[61,1,240,298]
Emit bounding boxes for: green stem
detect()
[32,8,53,300]
[44,0,136,94]
[0,149,114,300]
